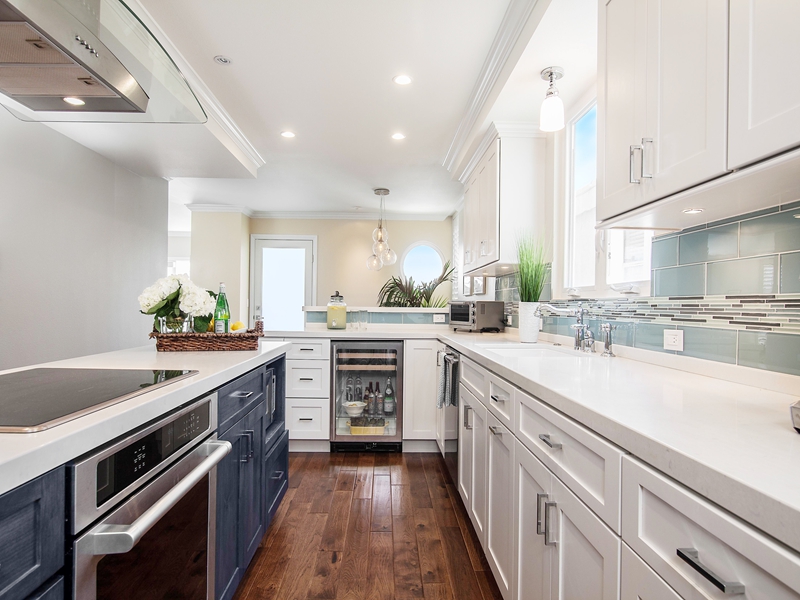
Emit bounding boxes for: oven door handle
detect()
[85,439,231,556]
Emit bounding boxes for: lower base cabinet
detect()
[458,383,488,544]
[264,430,289,523]
[486,414,515,600]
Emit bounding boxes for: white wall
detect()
[0,108,168,370]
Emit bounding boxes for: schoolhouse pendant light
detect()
[539,66,565,132]
[367,188,396,270]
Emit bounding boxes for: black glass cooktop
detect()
[0,368,197,433]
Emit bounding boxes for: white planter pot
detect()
[519,301,540,343]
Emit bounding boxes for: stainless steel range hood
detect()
[0,0,205,123]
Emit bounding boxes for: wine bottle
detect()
[354,376,363,405]
[375,382,384,416]
[368,383,376,416]
[214,283,231,333]
[383,377,394,415]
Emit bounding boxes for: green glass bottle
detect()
[214,282,231,333]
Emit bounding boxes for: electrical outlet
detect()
[433,313,446,324]
[663,329,684,351]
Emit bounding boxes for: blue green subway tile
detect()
[740,211,800,256]
[306,311,326,323]
[509,314,519,328]
[651,236,679,268]
[652,264,705,297]
[509,288,521,302]
[707,255,779,296]
[781,252,800,294]
[707,206,779,228]
[540,282,552,303]
[677,326,737,364]
[541,316,559,334]
[738,330,800,376]
[678,223,738,265]
[780,199,800,211]
[634,323,676,353]
[402,313,434,325]
[369,312,403,324]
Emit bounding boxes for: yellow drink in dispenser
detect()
[327,291,347,329]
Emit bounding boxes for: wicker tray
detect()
[149,330,260,352]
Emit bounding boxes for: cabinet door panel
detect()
[621,544,680,600]
[477,143,499,268]
[464,175,480,269]
[598,0,647,221]
[486,414,514,600]
[403,340,439,440]
[240,402,266,569]
[470,394,488,544]
[458,384,474,509]
[513,441,551,600]
[550,476,620,600]
[216,423,245,600]
[729,1,800,169]
[642,0,728,202]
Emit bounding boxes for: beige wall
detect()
[250,217,453,306]
[190,211,250,323]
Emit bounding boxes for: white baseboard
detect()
[289,440,330,453]
[402,440,439,453]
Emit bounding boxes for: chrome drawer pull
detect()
[299,348,314,351]
[630,144,642,184]
[270,471,285,480]
[299,377,314,381]
[544,501,557,546]
[298,418,314,422]
[489,425,503,436]
[490,394,506,403]
[677,548,745,595]
[536,493,549,535]
[230,390,254,398]
[538,434,562,450]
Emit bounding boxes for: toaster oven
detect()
[449,301,505,332]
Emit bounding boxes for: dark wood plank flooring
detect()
[234,452,502,600]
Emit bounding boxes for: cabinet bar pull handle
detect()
[240,430,254,462]
[231,390,254,398]
[641,138,653,178]
[539,433,562,450]
[629,144,642,184]
[271,471,285,480]
[536,493,549,535]
[489,425,503,436]
[490,394,506,403]
[677,548,745,595]
[299,377,314,381]
[544,501,557,546]
[299,418,314,421]
[299,348,314,351]
[463,405,473,430]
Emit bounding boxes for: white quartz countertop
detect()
[0,341,289,496]
[262,328,442,339]
[438,332,800,552]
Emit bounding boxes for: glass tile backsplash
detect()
[494,203,800,377]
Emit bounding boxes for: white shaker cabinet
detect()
[486,414,515,600]
[598,0,729,221]
[728,1,800,169]
[458,383,488,544]
[621,544,680,600]
[463,173,480,270]
[403,339,439,440]
[477,142,500,268]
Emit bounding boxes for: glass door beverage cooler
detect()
[330,341,403,450]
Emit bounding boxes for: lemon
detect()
[231,321,245,331]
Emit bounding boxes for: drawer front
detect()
[622,456,800,600]
[287,398,330,440]
[264,430,289,523]
[285,338,330,360]
[460,356,489,404]
[515,389,623,533]
[486,372,515,431]
[621,544,680,600]
[218,365,267,435]
[286,360,330,398]
[0,468,64,600]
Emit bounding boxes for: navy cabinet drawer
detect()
[218,366,267,435]
[264,430,289,524]
[0,467,64,600]
[25,576,63,600]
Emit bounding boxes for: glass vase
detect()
[159,315,190,333]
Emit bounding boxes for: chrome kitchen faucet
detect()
[536,302,594,352]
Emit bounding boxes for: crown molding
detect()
[250,211,454,222]
[186,204,254,217]
[124,1,265,176]
[457,121,545,184]
[441,0,544,174]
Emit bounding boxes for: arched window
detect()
[401,243,444,282]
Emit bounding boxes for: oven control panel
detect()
[96,401,210,506]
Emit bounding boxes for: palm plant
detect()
[377,260,454,308]
[517,235,548,302]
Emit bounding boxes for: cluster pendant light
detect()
[539,66,565,132]
[367,188,397,271]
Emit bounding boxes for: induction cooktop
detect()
[0,368,198,433]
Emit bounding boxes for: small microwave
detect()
[449,301,506,332]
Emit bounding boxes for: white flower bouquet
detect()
[138,275,216,333]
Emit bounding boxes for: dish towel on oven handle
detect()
[436,351,459,409]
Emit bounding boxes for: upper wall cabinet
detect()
[461,124,546,275]
[598,0,729,222]
[728,1,800,169]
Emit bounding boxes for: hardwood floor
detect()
[233,452,502,600]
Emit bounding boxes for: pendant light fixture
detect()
[367,188,397,271]
[539,66,565,132]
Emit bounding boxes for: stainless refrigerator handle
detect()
[84,440,231,556]
[677,548,745,595]
[536,493,549,535]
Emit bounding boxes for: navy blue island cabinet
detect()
[215,357,287,600]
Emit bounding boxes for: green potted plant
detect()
[516,235,548,343]
[377,261,454,307]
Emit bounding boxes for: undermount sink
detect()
[476,344,575,359]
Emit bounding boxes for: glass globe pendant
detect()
[367,254,383,271]
[373,240,388,256]
[381,248,397,266]
[372,226,388,243]
[367,188,391,271]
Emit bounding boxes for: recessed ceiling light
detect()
[794,214,800,219]
[214,55,232,65]
[63,97,85,106]
[682,208,704,214]
[281,131,295,138]
[392,133,405,140]
[392,75,412,85]
[501,266,509,269]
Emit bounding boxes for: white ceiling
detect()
[139,0,513,218]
